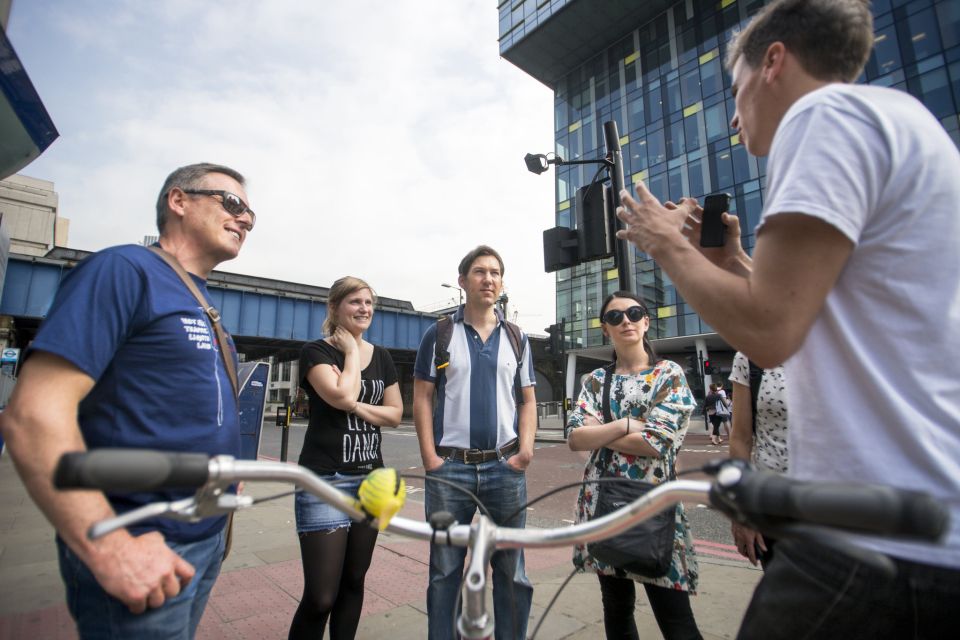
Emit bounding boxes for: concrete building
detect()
[499,0,960,399]
[0,174,68,256]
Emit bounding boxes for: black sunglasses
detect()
[602,305,647,326]
[183,189,256,229]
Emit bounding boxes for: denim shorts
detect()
[295,473,364,533]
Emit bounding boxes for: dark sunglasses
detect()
[602,305,647,326]
[183,189,256,229]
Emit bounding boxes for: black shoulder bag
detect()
[585,363,676,578]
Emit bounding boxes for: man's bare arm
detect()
[0,351,194,613]
[618,185,852,367]
[506,386,537,471]
[413,377,443,471]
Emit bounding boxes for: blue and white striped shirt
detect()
[414,307,535,450]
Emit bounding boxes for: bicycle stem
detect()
[460,516,495,639]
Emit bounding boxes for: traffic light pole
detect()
[697,351,709,432]
[603,121,633,293]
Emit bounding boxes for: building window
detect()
[704,101,728,142]
[898,8,941,66]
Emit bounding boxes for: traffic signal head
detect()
[543,323,563,355]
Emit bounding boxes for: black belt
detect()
[436,438,519,464]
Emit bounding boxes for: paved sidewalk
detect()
[0,447,761,639]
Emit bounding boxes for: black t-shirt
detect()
[298,340,398,474]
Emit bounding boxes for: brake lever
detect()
[87,492,254,540]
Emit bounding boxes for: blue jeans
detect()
[738,540,960,639]
[425,458,533,640]
[57,527,226,639]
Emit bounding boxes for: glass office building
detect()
[499,0,960,378]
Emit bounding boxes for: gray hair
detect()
[155,163,246,234]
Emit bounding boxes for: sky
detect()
[6,0,558,334]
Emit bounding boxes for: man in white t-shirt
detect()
[615,0,960,638]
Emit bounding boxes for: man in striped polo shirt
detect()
[413,245,537,640]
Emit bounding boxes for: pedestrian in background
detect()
[289,276,402,640]
[728,352,788,567]
[717,384,732,438]
[703,383,727,445]
[567,291,702,640]
[0,163,255,638]
[413,245,537,640]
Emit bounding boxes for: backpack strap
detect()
[502,319,526,406]
[747,360,764,434]
[433,313,455,372]
[147,246,239,399]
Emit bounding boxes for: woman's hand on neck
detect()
[329,325,363,354]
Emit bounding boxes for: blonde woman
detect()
[289,277,402,640]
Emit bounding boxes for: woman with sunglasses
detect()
[566,291,702,640]
[289,276,403,640]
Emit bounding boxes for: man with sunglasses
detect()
[0,162,255,638]
[413,245,537,640]
[615,1,960,637]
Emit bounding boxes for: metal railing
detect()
[536,401,565,433]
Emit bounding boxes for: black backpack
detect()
[433,313,527,406]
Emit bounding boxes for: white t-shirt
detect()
[729,353,788,474]
[758,83,960,567]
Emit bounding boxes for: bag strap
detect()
[747,360,764,434]
[601,362,615,423]
[502,319,526,406]
[433,313,455,372]
[147,246,239,399]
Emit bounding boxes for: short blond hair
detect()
[323,276,376,336]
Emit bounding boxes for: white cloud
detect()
[9,0,558,333]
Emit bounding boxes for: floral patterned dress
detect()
[566,359,699,592]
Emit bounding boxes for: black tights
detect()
[288,524,379,640]
[598,574,703,640]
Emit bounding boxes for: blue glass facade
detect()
[500,0,960,353]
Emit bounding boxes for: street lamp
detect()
[524,152,611,175]
[525,120,632,293]
[441,283,463,306]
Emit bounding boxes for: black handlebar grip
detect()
[725,469,949,541]
[54,449,211,492]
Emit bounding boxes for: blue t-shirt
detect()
[28,244,241,542]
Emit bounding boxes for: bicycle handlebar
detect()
[54,450,949,545]
[55,450,211,491]
[712,461,948,541]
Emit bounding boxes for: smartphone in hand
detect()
[700,192,732,247]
